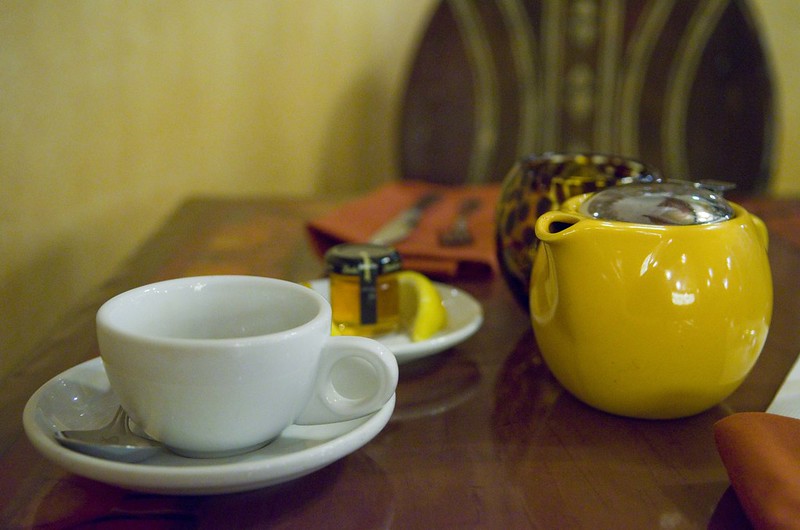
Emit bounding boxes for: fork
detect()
[439,197,481,246]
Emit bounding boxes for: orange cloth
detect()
[714,412,800,530]
[306,181,501,279]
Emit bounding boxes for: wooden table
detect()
[1,195,798,529]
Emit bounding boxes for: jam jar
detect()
[324,243,402,337]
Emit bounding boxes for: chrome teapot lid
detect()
[579,181,735,225]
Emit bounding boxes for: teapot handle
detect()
[749,213,769,252]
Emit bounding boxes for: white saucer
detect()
[307,279,483,364]
[23,357,395,495]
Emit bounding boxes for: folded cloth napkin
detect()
[714,412,800,529]
[306,181,501,279]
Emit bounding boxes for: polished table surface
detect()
[1,195,799,529]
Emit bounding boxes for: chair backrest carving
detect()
[400,0,774,192]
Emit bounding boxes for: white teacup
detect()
[96,275,398,458]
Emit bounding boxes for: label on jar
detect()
[358,252,378,324]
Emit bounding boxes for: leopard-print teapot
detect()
[495,153,660,309]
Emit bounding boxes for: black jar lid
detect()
[324,244,403,276]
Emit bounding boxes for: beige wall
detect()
[0,1,436,378]
[751,0,800,196]
[1,0,799,380]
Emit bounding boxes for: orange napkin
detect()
[306,181,501,279]
[714,412,800,530]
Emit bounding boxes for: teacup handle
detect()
[294,336,398,425]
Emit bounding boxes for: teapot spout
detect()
[534,212,585,243]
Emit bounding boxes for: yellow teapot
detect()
[530,182,772,419]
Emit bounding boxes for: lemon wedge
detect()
[397,270,447,341]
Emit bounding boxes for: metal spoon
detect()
[55,406,162,463]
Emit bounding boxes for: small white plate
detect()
[23,357,395,495]
[307,279,484,364]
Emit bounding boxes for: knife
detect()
[369,192,441,246]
